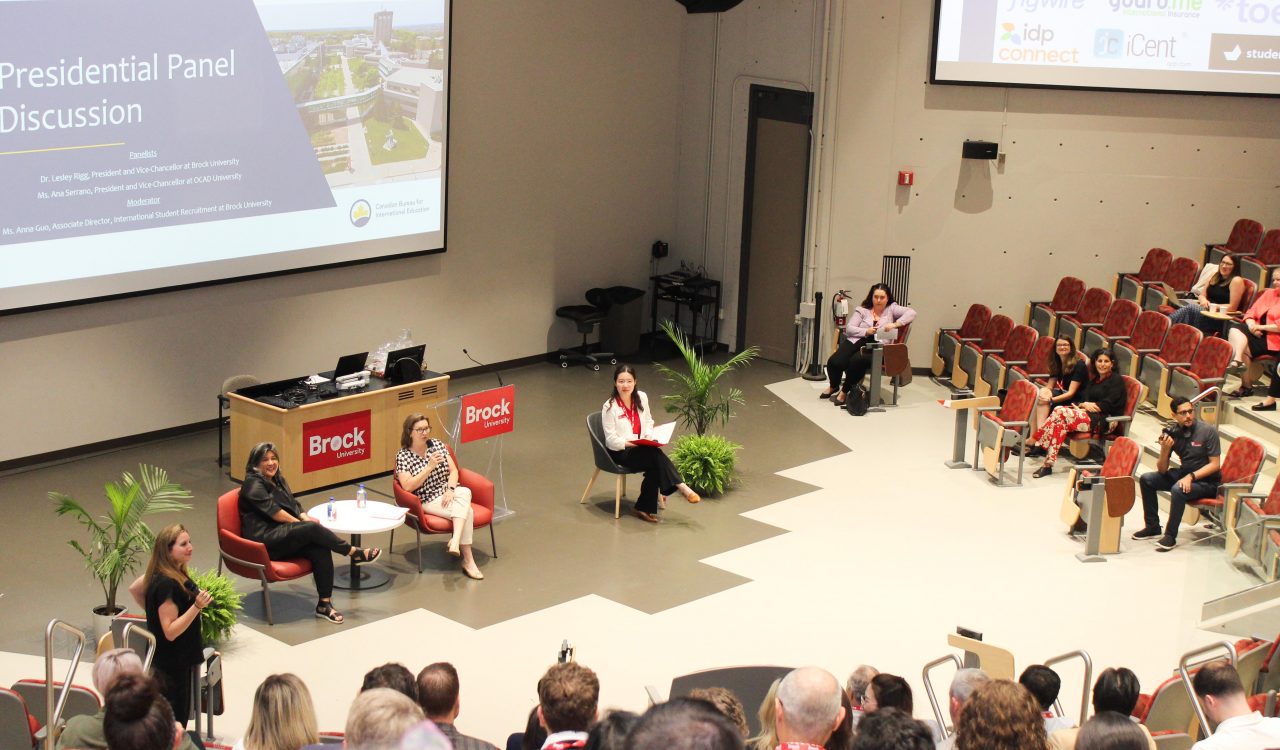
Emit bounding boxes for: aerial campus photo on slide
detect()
[0,0,445,304]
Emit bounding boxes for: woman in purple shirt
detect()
[822,283,917,411]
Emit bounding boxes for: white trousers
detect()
[421,486,474,545]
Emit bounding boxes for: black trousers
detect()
[610,446,682,514]
[262,521,352,600]
[153,662,194,727]
[827,336,872,393]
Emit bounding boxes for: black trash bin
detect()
[599,286,645,358]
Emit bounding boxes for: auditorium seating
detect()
[1113,311,1171,378]
[879,323,913,406]
[1056,287,1113,349]
[0,686,35,750]
[1115,248,1172,304]
[1240,230,1280,291]
[1137,324,1202,407]
[391,443,498,570]
[1265,529,1280,581]
[974,378,1037,486]
[1181,435,1265,529]
[1135,673,1197,736]
[1145,256,1200,312]
[1026,276,1086,337]
[974,324,1036,398]
[953,315,1015,391]
[1059,436,1140,555]
[1229,474,1280,566]
[1004,336,1055,391]
[1205,217,1265,265]
[9,678,99,732]
[216,489,314,626]
[1066,375,1145,460]
[932,303,992,379]
[1081,298,1141,354]
[1158,336,1232,418]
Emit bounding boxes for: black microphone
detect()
[462,348,503,387]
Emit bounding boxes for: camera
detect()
[1161,425,1179,440]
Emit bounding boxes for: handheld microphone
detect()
[462,348,504,387]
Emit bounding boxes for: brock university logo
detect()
[460,385,516,443]
[302,410,372,472]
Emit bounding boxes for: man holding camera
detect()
[1133,397,1221,551]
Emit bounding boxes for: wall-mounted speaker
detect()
[962,140,999,160]
[676,0,745,12]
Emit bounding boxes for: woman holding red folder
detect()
[601,364,700,522]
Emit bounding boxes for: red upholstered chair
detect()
[391,443,497,572]
[1240,230,1280,292]
[1116,248,1172,304]
[974,378,1037,486]
[1148,256,1201,312]
[1136,673,1198,735]
[1137,324,1202,407]
[1060,435,1141,554]
[975,324,1036,398]
[9,679,99,730]
[1027,276,1086,338]
[1159,336,1232,418]
[1231,475,1280,565]
[1082,298,1142,354]
[1266,529,1280,582]
[1114,311,1170,379]
[216,489,313,625]
[1182,436,1265,530]
[1205,217,1265,265]
[1057,287,1113,349]
[1066,375,1145,460]
[954,314,1015,391]
[880,323,912,405]
[932,303,991,378]
[0,686,36,750]
[1005,336,1055,391]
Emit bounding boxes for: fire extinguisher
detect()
[832,290,851,330]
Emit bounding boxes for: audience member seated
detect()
[826,689,854,750]
[1049,667,1155,750]
[398,721,454,750]
[536,662,599,749]
[345,687,425,750]
[1020,665,1074,734]
[1073,712,1149,750]
[1031,337,1089,436]
[1190,660,1280,749]
[416,661,497,750]
[1171,257,1246,337]
[1225,273,1280,395]
[102,673,185,750]
[506,706,547,750]
[936,668,990,750]
[773,667,846,750]
[584,710,638,750]
[625,699,743,750]
[687,687,750,739]
[1131,396,1222,552]
[233,673,321,750]
[954,680,1049,750]
[1026,349,1126,478]
[849,708,934,750]
[823,283,916,409]
[748,678,782,750]
[395,413,485,578]
[362,662,417,703]
[844,665,878,731]
[863,674,913,716]
[57,648,199,750]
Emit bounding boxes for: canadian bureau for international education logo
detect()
[349,199,371,227]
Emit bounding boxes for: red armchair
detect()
[391,444,497,572]
[216,489,313,625]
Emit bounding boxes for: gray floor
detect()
[0,357,847,653]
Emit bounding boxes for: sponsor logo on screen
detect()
[1004,0,1085,11]
[460,385,515,443]
[349,199,372,227]
[1209,33,1280,70]
[1093,29,1181,59]
[1229,0,1280,23]
[302,410,371,472]
[1107,0,1202,18]
[997,22,1080,63]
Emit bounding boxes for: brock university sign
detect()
[460,385,515,443]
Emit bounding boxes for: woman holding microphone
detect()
[396,413,484,579]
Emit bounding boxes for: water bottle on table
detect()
[356,484,367,509]
[327,496,336,521]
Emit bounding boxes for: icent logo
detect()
[1224,44,1243,60]
[349,199,372,227]
[1094,29,1124,58]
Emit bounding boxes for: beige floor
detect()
[0,371,1265,746]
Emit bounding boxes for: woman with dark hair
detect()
[238,442,380,624]
[1027,348,1127,477]
[1032,336,1089,435]
[864,674,913,714]
[584,709,640,750]
[395,413,483,579]
[954,680,1049,750]
[1073,712,1150,750]
[601,364,700,523]
[823,283,917,411]
[102,673,183,750]
[1226,272,1280,395]
[1049,668,1156,750]
[1171,255,1246,336]
[126,524,209,727]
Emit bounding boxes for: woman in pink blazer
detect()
[1227,273,1280,397]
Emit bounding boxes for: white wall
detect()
[0,0,686,462]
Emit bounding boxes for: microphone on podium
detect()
[462,348,504,387]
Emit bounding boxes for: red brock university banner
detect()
[460,385,515,443]
[302,409,372,472]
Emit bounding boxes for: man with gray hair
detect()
[346,687,426,750]
[845,665,878,730]
[775,667,846,750]
[936,668,988,750]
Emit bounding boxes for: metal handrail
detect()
[922,654,963,737]
[122,621,157,672]
[43,619,86,750]
[1178,640,1238,739]
[1190,385,1219,405]
[1043,649,1093,726]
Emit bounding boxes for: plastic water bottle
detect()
[327,496,336,521]
[356,484,367,509]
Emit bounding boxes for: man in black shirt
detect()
[1133,397,1221,551]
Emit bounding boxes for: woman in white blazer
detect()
[601,364,700,522]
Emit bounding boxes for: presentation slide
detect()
[0,0,447,313]
[933,0,1280,96]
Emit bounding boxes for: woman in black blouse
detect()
[1026,348,1127,477]
[394,413,483,580]
[127,524,210,727]
[1031,336,1089,435]
[238,442,381,624]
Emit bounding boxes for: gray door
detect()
[738,86,812,365]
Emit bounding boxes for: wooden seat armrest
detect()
[1199,377,1226,386]
[1238,492,1267,501]
[1219,482,1255,493]
[1107,335,1132,342]
[1003,359,1028,367]
[977,347,1005,355]
[976,405,1002,414]
[959,336,982,342]
[1163,361,1193,368]
[1078,322,1104,329]
[1000,419,1030,430]
[1135,348,1161,354]
[1105,415,1133,424]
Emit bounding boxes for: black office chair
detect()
[556,288,616,371]
[217,374,260,466]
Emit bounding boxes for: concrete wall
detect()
[0,0,685,462]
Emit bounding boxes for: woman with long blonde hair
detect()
[748,678,782,750]
[236,674,319,750]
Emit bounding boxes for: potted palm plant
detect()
[655,320,758,495]
[50,465,193,639]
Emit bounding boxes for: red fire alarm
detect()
[898,170,914,186]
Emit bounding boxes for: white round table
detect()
[306,499,407,590]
